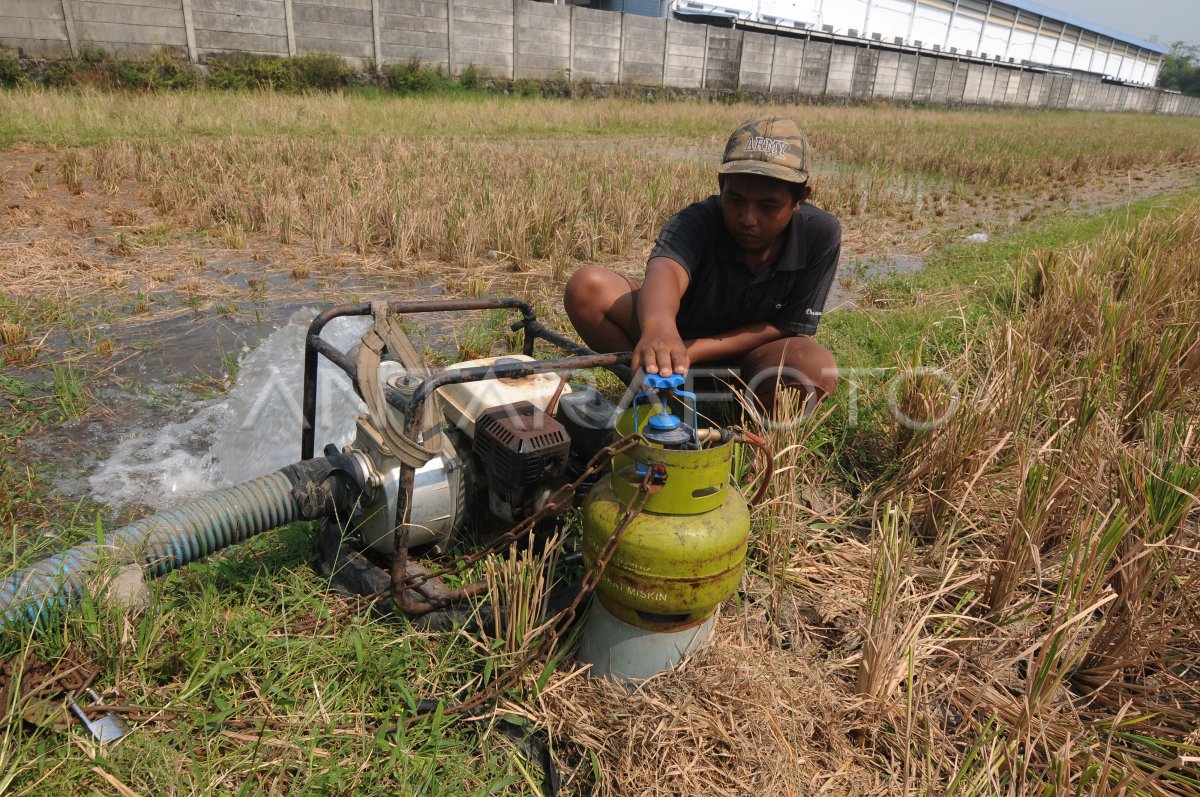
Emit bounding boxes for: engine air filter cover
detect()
[474,401,570,513]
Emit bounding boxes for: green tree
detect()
[1157,42,1200,97]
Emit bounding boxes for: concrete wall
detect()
[380,0,448,69]
[912,54,936,103]
[850,47,876,100]
[702,25,738,90]
[930,57,955,104]
[872,50,897,100]
[1,0,71,56]
[824,40,855,97]
[768,35,802,93]
[894,53,917,101]
[294,0,373,62]
[191,0,286,58]
[515,0,568,80]
[571,6,617,83]
[798,39,830,96]
[663,17,701,89]
[3,1,1199,116]
[999,70,1019,105]
[71,0,187,57]
[450,0,510,76]
[619,12,663,86]
[737,30,771,91]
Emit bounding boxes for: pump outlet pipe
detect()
[0,454,365,632]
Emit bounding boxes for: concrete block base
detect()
[578,599,716,685]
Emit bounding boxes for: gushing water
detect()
[89,310,368,512]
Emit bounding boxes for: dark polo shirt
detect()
[648,195,841,340]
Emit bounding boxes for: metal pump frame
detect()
[301,297,634,616]
[300,297,631,463]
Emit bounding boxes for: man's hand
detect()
[633,323,688,378]
[633,257,691,379]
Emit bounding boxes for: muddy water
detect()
[81,272,513,514]
[105,265,446,381]
[826,253,925,310]
[25,241,458,518]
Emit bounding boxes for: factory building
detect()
[595,0,1167,86]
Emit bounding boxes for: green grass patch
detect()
[382,58,463,96]
[0,526,542,795]
[820,186,1200,371]
[0,49,20,89]
[0,293,107,556]
[36,47,200,91]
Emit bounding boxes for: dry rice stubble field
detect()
[0,92,1199,795]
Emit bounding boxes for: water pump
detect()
[305,309,766,677]
[2,298,770,692]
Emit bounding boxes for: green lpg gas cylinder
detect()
[581,435,750,632]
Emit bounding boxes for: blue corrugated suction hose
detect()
[1,469,304,630]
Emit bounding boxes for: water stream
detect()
[87,310,369,512]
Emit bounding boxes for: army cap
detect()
[717,115,810,185]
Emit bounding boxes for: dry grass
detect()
[0,235,126,293]
[64,131,1197,283]
[5,96,1199,313]
[4,91,1200,191]
[0,320,24,346]
[26,94,1190,289]
[96,138,711,271]
[533,612,878,796]
[529,199,1200,795]
[479,534,562,663]
[861,204,1200,792]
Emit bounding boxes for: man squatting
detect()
[564,115,841,414]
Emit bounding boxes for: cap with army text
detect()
[717,115,811,185]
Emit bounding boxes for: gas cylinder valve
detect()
[635,374,699,451]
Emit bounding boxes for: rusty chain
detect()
[391,434,644,612]
[0,647,99,727]
[440,469,654,717]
